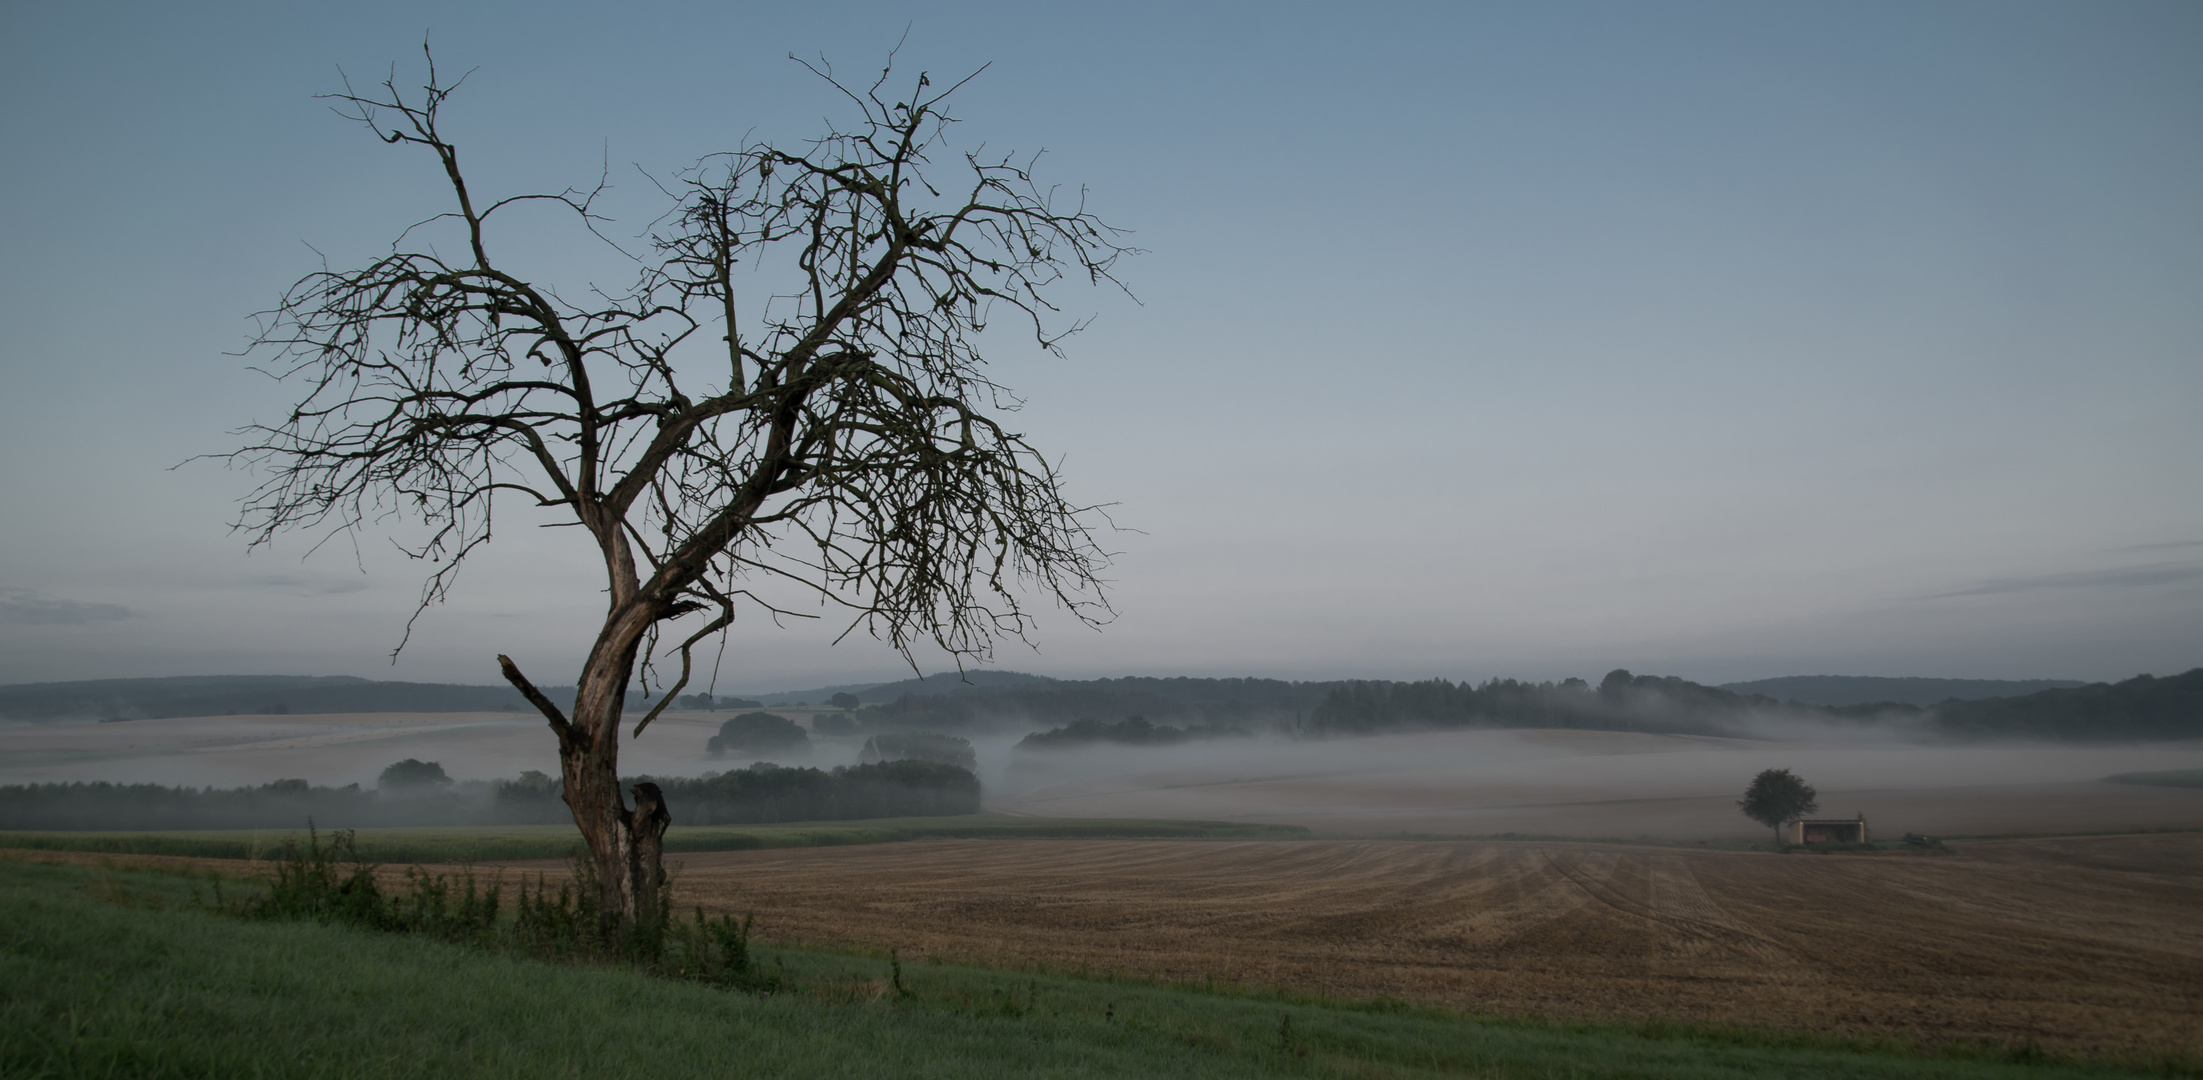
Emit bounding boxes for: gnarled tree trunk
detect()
[500,609,673,933]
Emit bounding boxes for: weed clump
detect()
[234,822,785,993]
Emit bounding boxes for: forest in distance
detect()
[0,759,979,832]
[876,667,2203,745]
[4,667,2198,744]
[9,666,2194,833]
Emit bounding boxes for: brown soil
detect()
[614,833,2203,1062]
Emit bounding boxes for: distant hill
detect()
[855,670,1055,702]
[11,667,2195,743]
[0,675,634,723]
[1719,675,2087,707]
[863,675,1336,734]
[1931,669,2203,742]
[0,675,517,722]
[0,671,1065,722]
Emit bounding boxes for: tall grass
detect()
[228,824,783,990]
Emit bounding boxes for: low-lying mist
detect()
[2,665,2196,840]
[988,723,2203,839]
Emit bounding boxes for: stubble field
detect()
[606,832,2203,1063]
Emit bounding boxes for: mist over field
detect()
[9,664,2196,842]
[2,8,2199,1072]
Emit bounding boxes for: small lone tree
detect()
[228,47,1127,936]
[1738,767,1818,843]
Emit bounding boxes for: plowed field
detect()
[632,833,2202,1061]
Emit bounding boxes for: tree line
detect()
[24,668,2190,744]
[1304,667,2203,741]
[0,760,978,832]
[860,676,1334,735]
[0,675,677,723]
[1304,671,1781,736]
[872,667,2203,743]
[1016,715,1248,750]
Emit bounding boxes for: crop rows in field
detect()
[632,833,2203,1062]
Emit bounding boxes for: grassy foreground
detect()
[0,814,1307,863]
[1,859,2175,1080]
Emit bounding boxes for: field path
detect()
[506,832,2203,1060]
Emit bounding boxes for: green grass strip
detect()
[0,814,1307,864]
[1,859,2182,1079]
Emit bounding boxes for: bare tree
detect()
[228,47,1129,935]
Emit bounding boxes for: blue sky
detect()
[1,1,2197,691]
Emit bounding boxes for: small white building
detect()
[1782,813,1868,846]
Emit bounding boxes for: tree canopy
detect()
[1737,768,1818,840]
[377,758,453,790]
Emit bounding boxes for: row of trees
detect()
[1303,671,1795,737]
[857,676,1332,734]
[0,774,568,831]
[630,761,979,825]
[700,711,977,774]
[745,667,2203,747]
[0,757,978,832]
[1015,715,1246,749]
[858,732,975,771]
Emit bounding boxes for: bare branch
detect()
[229,45,1133,929]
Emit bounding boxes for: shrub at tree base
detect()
[237,824,779,988]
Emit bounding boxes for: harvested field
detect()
[605,832,2203,1062]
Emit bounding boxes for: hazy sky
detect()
[2,1,2197,693]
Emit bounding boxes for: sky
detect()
[1,1,2197,694]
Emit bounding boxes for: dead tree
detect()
[228,48,1128,934]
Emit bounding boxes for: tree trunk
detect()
[500,595,671,939]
